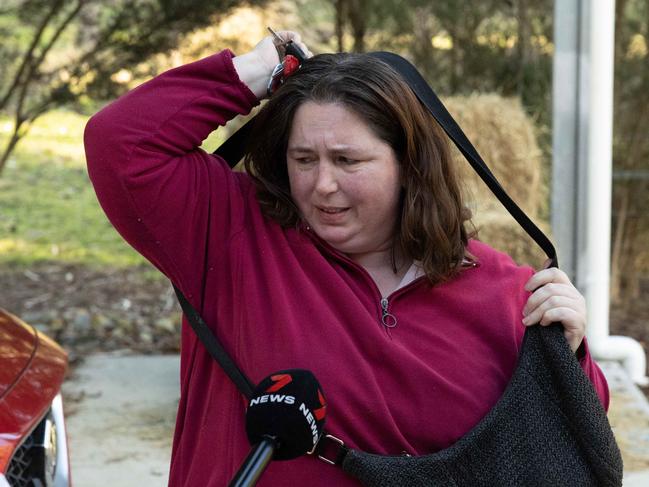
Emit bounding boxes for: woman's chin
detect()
[313,227,355,252]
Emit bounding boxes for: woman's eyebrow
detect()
[286,146,313,153]
[287,145,363,154]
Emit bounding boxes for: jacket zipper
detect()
[378,260,479,327]
[301,225,477,328]
[380,297,398,328]
[302,225,424,327]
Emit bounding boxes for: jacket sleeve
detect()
[576,338,611,411]
[84,49,259,293]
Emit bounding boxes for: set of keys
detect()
[267,27,308,96]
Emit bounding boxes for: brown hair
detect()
[243,52,473,285]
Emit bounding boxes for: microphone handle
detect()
[229,436,278,487]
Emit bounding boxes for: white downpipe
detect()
[583,0,648,385]
[592,336,648,385]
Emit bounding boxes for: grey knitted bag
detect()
[339,324,623,486]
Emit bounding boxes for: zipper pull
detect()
[380,298,397,328]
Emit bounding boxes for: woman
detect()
[85,31,609,486]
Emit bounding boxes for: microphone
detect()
[229,369,327,487]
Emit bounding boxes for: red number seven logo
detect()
[266,373,293,392]
[314,389,327,420]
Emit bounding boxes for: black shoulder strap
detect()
[187,50,559,399]
[368,52,557,268]
[172,284,255,399]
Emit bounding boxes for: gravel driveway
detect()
[62,354,179,487]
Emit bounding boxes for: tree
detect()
[322,0,553,115]
[610,0,649,302]
[0,0,267,175]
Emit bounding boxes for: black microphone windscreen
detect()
[245,369,327,460]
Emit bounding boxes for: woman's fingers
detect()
[522,295,582,326]
[275,31,314,58]
[523,268,587,353]
[524,267,571,292]
[250,30,312,75]
[522,282,582,317]
[241,30,313,99]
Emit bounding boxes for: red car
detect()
[0,308,70,487]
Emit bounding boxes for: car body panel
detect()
[0,313,36,398]
[0,309,68,474]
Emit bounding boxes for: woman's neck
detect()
[346,247,412,297]
[346,247,397,272]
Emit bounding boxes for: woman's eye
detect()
[338,156,359,165]
[295,158,314,164]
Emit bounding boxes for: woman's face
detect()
[287,101,402,256]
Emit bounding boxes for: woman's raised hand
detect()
[255,31,313,73]
[522,267,587,354]
[233,31,313,100]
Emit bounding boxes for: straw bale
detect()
[468,212,552,269]
[442,94,550,266]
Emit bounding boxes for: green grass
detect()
[0,109,226,267]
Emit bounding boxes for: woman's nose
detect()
[314,162,339,195]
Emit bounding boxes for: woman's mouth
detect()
[316,206,349,222]
[318,206,348,214]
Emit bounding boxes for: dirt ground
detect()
[2,262,182,360]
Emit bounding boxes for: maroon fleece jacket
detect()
[84,49,609,487]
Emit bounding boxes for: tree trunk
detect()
[347,0,366,52]
[0,125,24,175]
[0,0,83,177]
[0,0,65,111]
[335,0,345,52]
[625,215,642,301]
[614,0,628,63]
[610,186,629,303]
[448,27,459,92]
[516,0,531,98]
[411,7,435,81]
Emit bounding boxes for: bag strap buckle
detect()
[308,433,347,465]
